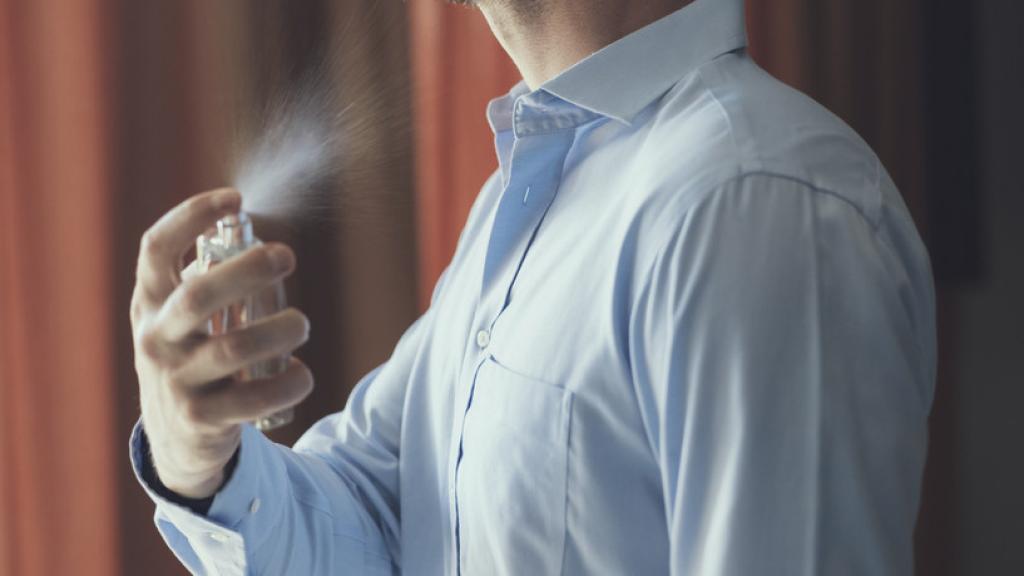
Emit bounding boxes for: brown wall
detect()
[949,0,1024,570]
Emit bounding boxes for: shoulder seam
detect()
[635,170,887,319]
[722,170,882,231]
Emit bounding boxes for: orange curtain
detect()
[0,1,118,575]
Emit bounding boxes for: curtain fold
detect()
[0,1,118,575]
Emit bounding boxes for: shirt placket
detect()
[445,98,583,576]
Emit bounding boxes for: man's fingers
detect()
[188,358,314,425]
[171,308,309,385]
[180,259,200,282]
[137,188,242,299]
[158,243,295,341]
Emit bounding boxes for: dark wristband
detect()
[139,429,240,516]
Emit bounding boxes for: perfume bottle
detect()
[196,212,293,430]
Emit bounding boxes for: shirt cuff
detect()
[129,419,288,571]
[137,429,236,515]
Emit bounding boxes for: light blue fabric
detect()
[130,0,936,573]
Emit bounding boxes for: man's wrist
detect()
[139,428,240,515]
[158,467,225,500]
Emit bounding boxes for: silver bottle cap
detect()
[217,211,254,249]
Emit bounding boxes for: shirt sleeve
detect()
[129,304,439,576]
[628,174,935,575]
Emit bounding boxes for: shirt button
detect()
[208,531,230,543]
[249,497,261,514]
[475,329,490,349]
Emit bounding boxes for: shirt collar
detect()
[488,0,747,134]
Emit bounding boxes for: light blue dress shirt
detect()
[131,0,937,573]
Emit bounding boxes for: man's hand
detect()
[131,188,313,499]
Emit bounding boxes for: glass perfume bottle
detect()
[196,212,293,430]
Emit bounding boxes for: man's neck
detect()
[479,0,688,89]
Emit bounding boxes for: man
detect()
[130,0,936,574]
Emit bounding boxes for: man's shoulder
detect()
[616,54,931,296]
[635,51,886,227]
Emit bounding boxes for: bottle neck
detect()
[217,212,254,249]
